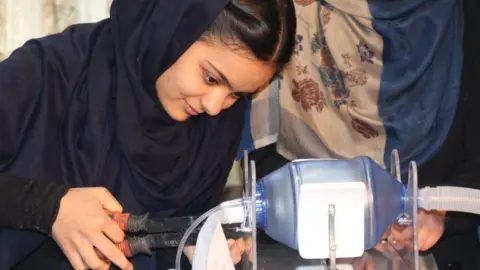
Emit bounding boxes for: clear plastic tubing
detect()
[174,198,245,270]
[419,186,480,215]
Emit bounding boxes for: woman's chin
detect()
[168,110,192,122]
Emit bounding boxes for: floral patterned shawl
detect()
[238,0,463,171]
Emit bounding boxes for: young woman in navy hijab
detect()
[0,0,296,269]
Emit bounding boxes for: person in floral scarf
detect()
[239,0,480,268]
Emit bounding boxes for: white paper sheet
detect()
[192,212,236,270]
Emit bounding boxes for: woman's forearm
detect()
[0,173,69,234]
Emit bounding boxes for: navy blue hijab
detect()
[0,0,244,268]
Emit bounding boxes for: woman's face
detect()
[156,40,276,121]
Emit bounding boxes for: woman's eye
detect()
[230,92,241,99]
[204,73,219,85]
[230,92,249,99]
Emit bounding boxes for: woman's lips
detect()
[184,102,200,116]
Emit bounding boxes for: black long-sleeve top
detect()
[0,173,69,235]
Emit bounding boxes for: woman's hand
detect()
[349,254,377,270]
[52,187,133,270]
[228,237,253,263]
[384,210,445,251]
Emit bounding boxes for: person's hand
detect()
[384,210,446,251]
[52,187,133,270]
[228,237,253,263]
[349,254,376,270]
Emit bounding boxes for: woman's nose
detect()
[201,88,228,116]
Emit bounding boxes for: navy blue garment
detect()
[0,0,245,269]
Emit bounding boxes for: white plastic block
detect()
[298,182,366,259]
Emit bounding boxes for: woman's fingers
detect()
[229,238,246,264]
[95,187,123,213]
[228,237,254,263]
[245,237,253,262]
[351,255,374,270]
[227,239,236,247]
[60,241,86,270]
[88,232,132,270]
[74,235,110,270]
[102,214,125,243]
[388,225,413,243]
[365,256,376,270]
[183,246,196,263]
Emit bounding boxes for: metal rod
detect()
[328,204,337,270]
